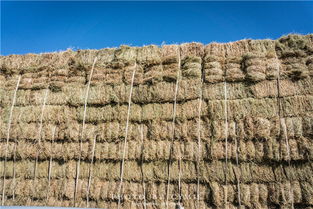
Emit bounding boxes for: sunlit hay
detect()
[225,57,245,82]
[0,34,312,208]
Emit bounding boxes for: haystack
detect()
[0,34,313,208]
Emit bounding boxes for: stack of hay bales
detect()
[0,34,312,208]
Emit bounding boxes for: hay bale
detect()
[276,34,313,58]
[0,50,75,75]
[137,45,162,66]
[161,45,179,82]
[240,184,251,207]
[250,183,260,207]
[250,80,278,98]
[143,64,163,84]
[226,67,245,82]
[181,50,203,79]
[266,58,280,79]
[208,98,278,120]
[123,63,144,85]
[286,63,309,79]
[211,181,223,207]
[242,55,267,82]
[204,67,224,83]
[245,65,266,82]
[254,117,271,139]
[181,56,202,79]
[258,184,268,205]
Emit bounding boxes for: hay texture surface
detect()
[1,34,313,209]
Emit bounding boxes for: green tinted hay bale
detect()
[276,34,313,58]
[162,63,179,82]
[281,95,313,117]
[137,45,162,67]
[181,55,202,79]
[143,64,163,84]
[226,67,245,82]
[244,57,265,67]
[182,61,202,79]
[266,58,280,79]
[285,63,309,79]
[204,67,224,83]
[246,66,266,82]
[114,45,137,65]
[204,61,221,69]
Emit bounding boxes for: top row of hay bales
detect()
[0,34,312,84]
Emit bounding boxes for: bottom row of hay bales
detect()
[1,177,312,208]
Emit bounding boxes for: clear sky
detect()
[1,1,313,55]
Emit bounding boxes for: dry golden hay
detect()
[0,34,313,208]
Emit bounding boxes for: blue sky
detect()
[1,1,313,55]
